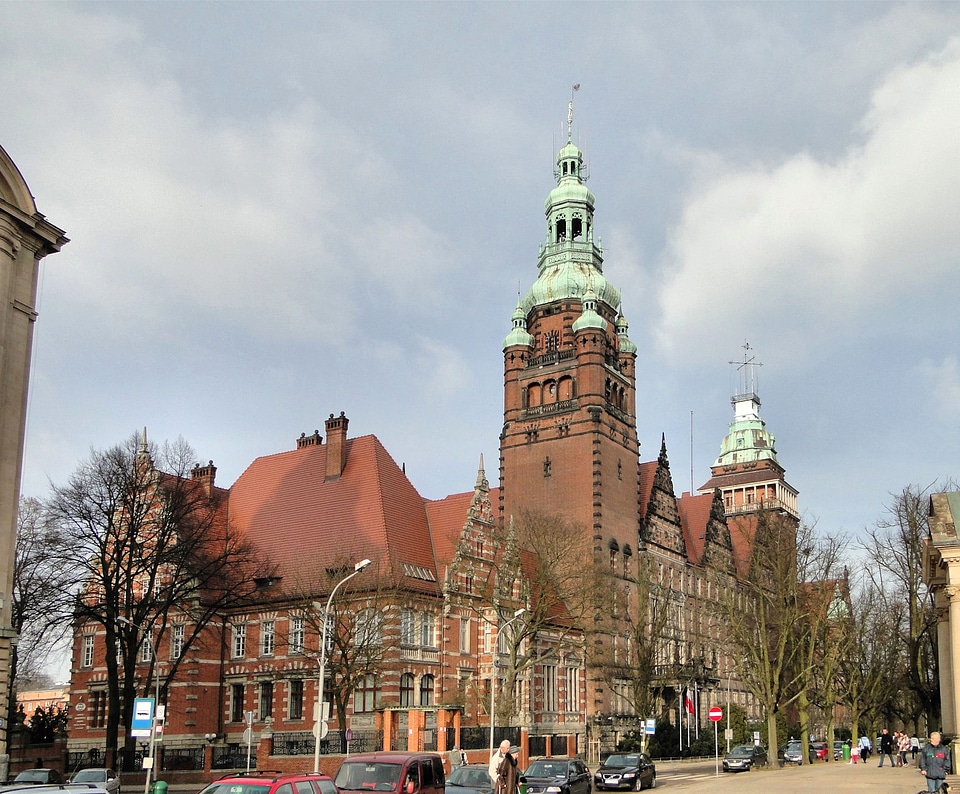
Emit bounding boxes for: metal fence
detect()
[212,744,257,770]
[271,730,382,757]
[161,747,204,771]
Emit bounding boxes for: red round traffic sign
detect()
[708,706,723,722]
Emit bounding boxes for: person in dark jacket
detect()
[879,728,896,767]
[918,731,952,792]
[495,743,519,794]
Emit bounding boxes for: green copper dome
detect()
[503,300,534,348]
[714,393,778,466]
[572,289,606,333]
[616,313,637,354]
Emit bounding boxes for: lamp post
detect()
[313,558,371,773]
[489,608,526,759]
[118,617,160,794]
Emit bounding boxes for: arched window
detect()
[400,673,415,707]
[419,674,435,706]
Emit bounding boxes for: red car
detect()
[198,771,338,794]
[811,742,829,761]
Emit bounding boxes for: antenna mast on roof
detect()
[729,340,763,397]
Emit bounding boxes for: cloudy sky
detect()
[3,2,959,541]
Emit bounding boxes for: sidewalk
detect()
[657,757,958,792]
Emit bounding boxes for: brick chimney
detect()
[297,430,322,448]
[191,460,217,495]
[324,412,349,481]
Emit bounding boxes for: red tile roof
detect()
[228,435,440,595]
[677,492,714,566]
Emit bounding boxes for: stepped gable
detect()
[639,436,686,558]
[228,433,438,594]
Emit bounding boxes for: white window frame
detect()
[82,635,95,668]
[261,620,275,657]
[232,624,247,659]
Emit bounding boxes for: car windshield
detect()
[524,762,566,779]
[335,761,403,792]
[728,746,753,757]
[199,783,272,794]
[603,755,638,767]
[73,771,108,782]
[16,771,52,782]
[448,768,492,788]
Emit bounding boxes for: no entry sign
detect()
[708,706,723,722]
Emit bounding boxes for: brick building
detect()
[66,114,799,766]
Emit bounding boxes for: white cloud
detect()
[655,37,960,367]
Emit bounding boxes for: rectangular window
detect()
[289,679,304,720]
[259,681,273,720]
[419,613,433,647]
[232,625,246,659]
[90,690,107,728]
[544,665,557,713]
[353,674,376,713]
[355,609,382,647]
[290,617,304,654]
[401,609,415,645]
[82,635,95,668]
[171,625,185,660]
[140,636,153,663]
[565,667,580,713]
[261,620,275,657]
[323,613,335,652]
[230,683,244,723]
[459,618,470,653]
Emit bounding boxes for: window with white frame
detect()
[82,635,95,668]
[171,624,184,659]
[258,680,273,720]
[355,609,382,647]
[419,613,433,647]
[261,620,275,656]
[232,624,246,659]
[401,609,415,645]
[140,635,153,663]
[289,679,304,720]
[459,618,470,653]
[290,617,304,654]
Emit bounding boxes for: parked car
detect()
[12,771,63,785]
[593,752,656,791]
[336,752,445,794]
[833,741,844,760]
[811,742,828,761]
[722,744,768,772]
[522,758,592,794]
[446,765,494,794]
[70,769,120,794]
[197,771,338,794]
[779,741,804,765]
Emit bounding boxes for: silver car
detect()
[70,768,121,794]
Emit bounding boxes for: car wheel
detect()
[649,776,655,790]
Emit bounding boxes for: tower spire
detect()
[567,83,580,143]
[729,340,763,398]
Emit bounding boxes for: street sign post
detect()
[709,707,723,776]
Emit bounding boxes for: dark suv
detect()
[335,752,445,794]
[197,771,338,794]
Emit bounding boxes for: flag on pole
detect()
[684,688,694,714]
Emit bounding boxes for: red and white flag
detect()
[684,688,695,715]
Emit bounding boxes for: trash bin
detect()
[152,781,168,794]
[842,743,851,762]
[519,783,527,794]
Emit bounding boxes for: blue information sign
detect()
[131,697,154,737]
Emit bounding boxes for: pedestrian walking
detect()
[878,728,896,767]
[899,731,912,767]
[918,731,952,792]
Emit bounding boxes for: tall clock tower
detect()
[499,110,640,555]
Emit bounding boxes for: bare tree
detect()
[713,510,813,761]
[860,483,950,729]
[7,497,76,730]
[46,432,274,769]
[446,509,593,726]
[590,553,676,731]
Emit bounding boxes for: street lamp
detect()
[313,558,372,773]
[489,607,526,759]
[117,617,160,794]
